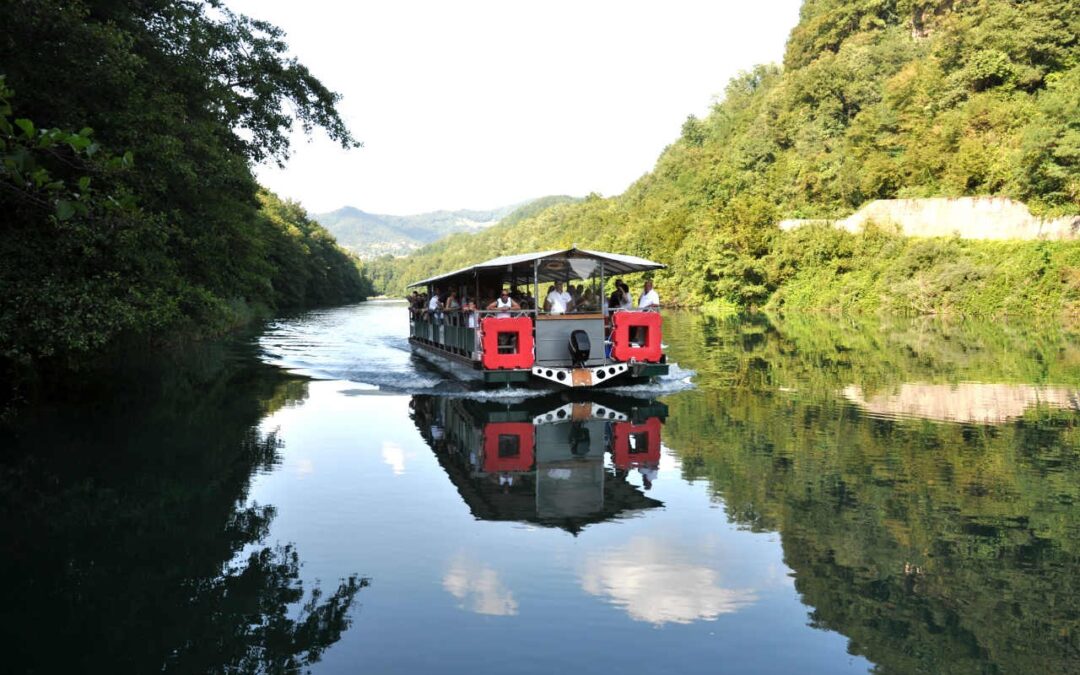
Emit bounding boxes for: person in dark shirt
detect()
[608,280,630,309]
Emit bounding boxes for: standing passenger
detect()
[487,289,520,318]
[637,280,660,309]
[544,282,573,315]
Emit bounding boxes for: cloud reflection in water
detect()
[443,554,519,616]
[581,537,756,625]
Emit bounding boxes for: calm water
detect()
[4,301,1080,674]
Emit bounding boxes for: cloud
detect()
[580,537,756,625]
[443,555,519,616]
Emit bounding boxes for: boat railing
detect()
[606,306,661,314]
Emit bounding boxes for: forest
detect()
[373,0,1080,316]
[0,1,372,390]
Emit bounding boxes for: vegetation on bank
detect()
[0,1,370,384]
[375,0,1080,315]
[768,223,1080,316]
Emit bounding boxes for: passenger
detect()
[618,281,633,311]
[464,300,481,356]
[608,279,625,310]
[544,281,573,315]
[445,290,460,311]
[579,286,597,311]
[428,288,442,320]
[637,280,660,309]
[487,289,521,353]
[487,288,520,318]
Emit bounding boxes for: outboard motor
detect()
[569,330,591,368]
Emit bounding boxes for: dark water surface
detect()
[4,301,1080,673]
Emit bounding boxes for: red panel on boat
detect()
[481,317,535,370]
[610,311,662,363]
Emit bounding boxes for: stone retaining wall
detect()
[780,197,1080,241]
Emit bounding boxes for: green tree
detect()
[0,1,370,389]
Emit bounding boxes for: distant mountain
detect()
[313,204,524,259]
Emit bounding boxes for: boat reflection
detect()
[410,394,668,533]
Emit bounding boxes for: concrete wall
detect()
[779,197,1080,241]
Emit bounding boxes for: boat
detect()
[407,247,670,387]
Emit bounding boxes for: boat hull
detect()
[409,338,668,388]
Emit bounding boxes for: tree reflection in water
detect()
[662,312,1080,674]
[0,339,366,673]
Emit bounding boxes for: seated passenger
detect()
[544,281,573,315]
[578,287,598,311]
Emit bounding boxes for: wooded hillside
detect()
[375,0,1080,315]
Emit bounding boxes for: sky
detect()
[224,0,803,216]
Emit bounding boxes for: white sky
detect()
[224,0,803,215]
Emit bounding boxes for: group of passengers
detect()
[411,287,537,326]
[544,278,659,315]
[411,279,659,323]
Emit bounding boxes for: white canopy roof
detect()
[407,247,665,288]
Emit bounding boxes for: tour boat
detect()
[407,248,670,387]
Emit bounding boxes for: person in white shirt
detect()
[486,290,521,353]
[544,282,574,315]
[637,280,660,309]
[486,289,520,319]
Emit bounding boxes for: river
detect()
[4,301,1080,673]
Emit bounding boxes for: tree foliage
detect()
[0,1,369,382]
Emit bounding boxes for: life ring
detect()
[481,316,535,370]
[482,422,535,472]
[544,259,567,272]
[610,311,662,363]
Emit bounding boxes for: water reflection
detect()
[843,382,1080,424]
[663,311,1080,673]
[443,554,520,616]
[0,338,365,673]
[410,393,668,534]
[580,537,758,625]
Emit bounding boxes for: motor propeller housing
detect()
[569,329,591,368]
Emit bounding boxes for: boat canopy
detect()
[407,247,665,288]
